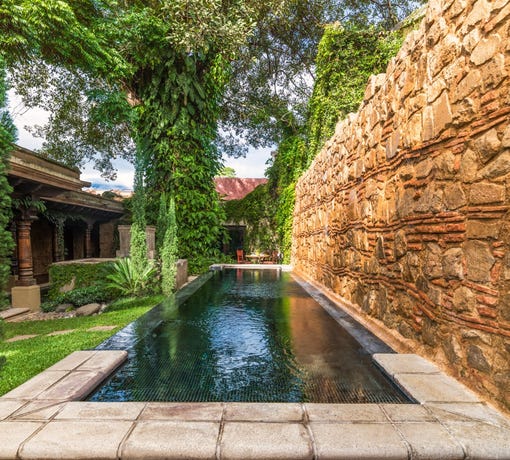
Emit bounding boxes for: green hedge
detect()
[48,261,115,300]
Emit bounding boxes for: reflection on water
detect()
[90,269,409,403]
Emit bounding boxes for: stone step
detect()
[0,308,31,322]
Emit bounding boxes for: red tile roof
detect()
[215,177,268,201]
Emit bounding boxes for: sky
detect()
[9,92,272,191]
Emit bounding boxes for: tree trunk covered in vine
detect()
[132,51,227,268]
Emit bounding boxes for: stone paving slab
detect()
[0,400,26,420]
[5,334,38,343]
[1,370,69,400]
[395,422,465,459]
[0,308,30,320]
[46,329,76,336]
[121,421,219,460]
[425,402,510,427]
[394,373,480,403]
[220,422,313,460]
[45,350,98,372]
[224,402,303,422]
[10,401,66,421]
[87,325,118,332]
[76,349,127,373]
[443,421,510,459]
[380,403,436,422]
[0,421,44,459]
[140,402,224,422]
[310,422,409,459]
[373,353,440,376]
[19,420,133,459]
[56,401,146,420]
[35,370,107,401]
[1,351,510,459]
[305,403,387,423]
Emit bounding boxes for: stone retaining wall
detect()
[292,0,510,410]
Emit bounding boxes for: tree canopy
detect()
[1,0,423,271]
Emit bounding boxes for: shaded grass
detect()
[0,295,164,396]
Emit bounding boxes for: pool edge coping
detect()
[1,349,509,459]
[1,266,509,459]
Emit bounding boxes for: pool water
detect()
[90,269,410,403]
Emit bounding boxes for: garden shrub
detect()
[48,261,115,299]
[0,57,14,309]
[159,195,178,296]
[42,285,114,311]
[107,257,157,297]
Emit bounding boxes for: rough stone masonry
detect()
[292,0,510,411]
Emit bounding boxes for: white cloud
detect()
[222,146,273,178]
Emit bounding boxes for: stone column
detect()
[16,211,37,286]
[85,222,94,258]
[53,223,63,262]
[116,225,131,257]
[11,209,41,310]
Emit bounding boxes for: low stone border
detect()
[0,350,509,459]
[4,326,119,343]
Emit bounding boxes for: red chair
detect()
[236,249,246,263]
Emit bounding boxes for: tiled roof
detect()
[215,177,268,201]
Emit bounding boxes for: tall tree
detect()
[4,0,271,270]
[0,58,15,308]
[219,0,423,155]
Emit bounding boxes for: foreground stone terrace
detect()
[0,350,509,459]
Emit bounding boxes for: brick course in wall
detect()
[292,0,510,411]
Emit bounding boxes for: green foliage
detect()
[306,23,402,163]
[265,24,403,262]
[105,294,164,313]
[220,0,421,155]
[0,58,15,308]
[0,318,5,371]
[129,152,153,287]
[187,253,232,275]
[264,136,306,261]
[217,166,236,177]
[107,257,157,297]
[11,196,46,213]
[42,285,114,312]
[274,184,296,264]
[48,261,114,300]
[224,184,277,254]
[137,51,228,266]
[159,196,178,296]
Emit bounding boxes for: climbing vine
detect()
[266,24,403,262]
[136,51,230,270]
[159,194,178,296]
[223,183,277,254]
[0,57,14,309]
[306,23,402,163]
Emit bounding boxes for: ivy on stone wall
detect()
[0,57,15,309]
[48,261,115,300]
[266,24,402,262]
[266,135,307,262]
[306,23,402,163]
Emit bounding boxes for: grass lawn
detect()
[0,294,164,396]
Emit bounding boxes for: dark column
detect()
[84,221,94,258]
[10,221,18,276]
[16,210,37,286]
[53,225,63,262]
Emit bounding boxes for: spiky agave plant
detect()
[107,257,156,296]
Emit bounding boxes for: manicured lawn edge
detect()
[0,295,164,396]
